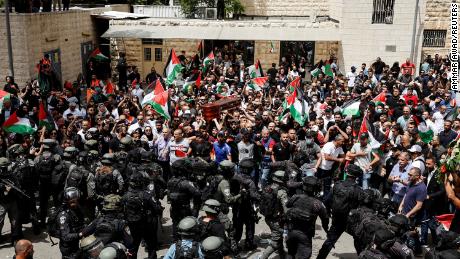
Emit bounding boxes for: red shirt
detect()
[401,62,416,75]
[403,94,418,105]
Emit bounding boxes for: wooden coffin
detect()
[202,96,241,121]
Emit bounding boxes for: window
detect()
[423,30,447,47]
[155,48,162,62]
[141,39,163,45]
[144,48,152,61]
[372,0,395,24]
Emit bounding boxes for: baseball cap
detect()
[408,145,422,153]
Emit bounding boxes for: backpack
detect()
[174,240,200,259]
[168,178,187,203]
[259,185,280,218]
[46,206,63,238]
[123,191,144,222]
[331,181,359,215]
[201,175,223,202]
[51,161,71,186]
[94,217,115,245]
[286,207,312,224]
[36,152,56,177]
[95,170,117,195]
[357,214,388,245]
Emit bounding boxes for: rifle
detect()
[0,179,31,199]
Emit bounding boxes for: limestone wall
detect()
[0,5,129,86]
[240,0,330,17]
[422,0,453,59]
[254,40,280,71]
[314,41,340,64]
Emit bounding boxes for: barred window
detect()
[372,0,395,24]
[155,48,162,62]
[141,39,163,45]
[423,30,447,47]
[144,48,152,61]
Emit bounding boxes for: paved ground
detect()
[0,199,358,259]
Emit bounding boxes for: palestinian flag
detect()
[0,90,11,110]
[131,79,139,89]
[248,59,264,78]
[418,121,434,144]
[248,76,268,91]
[3,112,36,135]
[341,98,361,117]
[444,107,459,121]
[38,102,56,130]
[282,89,309,126]
[358,117,382,149]
[104,80,115,95]
[89,48,109,62]
[322,63,334,77]
[269,41,275,53]
[202,51,215,73]
[289,77,301,92]
[142,80,170,119]
[164,49,183,85]
[372,92,387,105]
[311,68,321,77]
[183,72,201,93]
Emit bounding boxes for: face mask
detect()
[422,115,428,120]
[312,98,318,103]
[305,139,313,145]
[376,109,382,113]
[136,85,140,89]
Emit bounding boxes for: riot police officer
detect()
[232,158,260,251]
[79,234,105,259]
[57,187,85,259]
[0,157,23,244]
[138,150,167,200]
[66,151,96,221]
[121,170,162,259]
[317,164,364,259]
[167,159,202,240]
[80,194,133,253]
[94,153,124,203]
[202,236,232,259]
[259,170,288,259]
[199,199,227,241]
[52,146,78,204]
[98,242,130,259]
[34,139,61,225]
[213,160,241,254]
[285,176,329,259]
[163,216,204,259]
[8,144,39,233]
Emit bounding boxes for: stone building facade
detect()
[107,0,451,80]
[0,5,129,86]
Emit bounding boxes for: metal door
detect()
[44,49,62,83]
[81,41,93,78]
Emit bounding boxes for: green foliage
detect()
[225,0,244,16]
[179,0,200,18]
[0,0,4,8]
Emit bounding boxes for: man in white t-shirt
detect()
[168,128,190,165]
[346,66,357,92]
[317,135,345,197]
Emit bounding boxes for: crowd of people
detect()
[1,44,460,259]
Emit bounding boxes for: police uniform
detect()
[285,177,329,259]
[58,206,85,258]
[259,172,288,259]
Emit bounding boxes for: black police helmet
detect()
[345,164,363,178]
[302,176,321,194]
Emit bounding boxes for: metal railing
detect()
[372,0,395,24]
[423,30,447,47]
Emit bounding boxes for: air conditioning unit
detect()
[205,8,217,19]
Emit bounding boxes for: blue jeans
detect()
[361,172,372,190]
[260,160,271,188]
[420,211,439,245]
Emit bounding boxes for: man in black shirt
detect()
[267,63,278,86]
[272,132,294,161]
[371,57,386,80]
[189,133,212,162]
